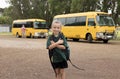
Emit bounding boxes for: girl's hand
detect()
[57,39,63,44]
[48,39,64,50]
[57,45,66,49]
[51,41,55,44]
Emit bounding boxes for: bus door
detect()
[86,17,97,41]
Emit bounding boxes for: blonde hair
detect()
[51,20,62,27]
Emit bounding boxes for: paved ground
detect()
[0,35,120,79]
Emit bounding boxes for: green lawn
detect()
[0,32,12,35]
[115,31,120,40]
[115,27,120,40]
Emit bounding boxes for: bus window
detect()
[96,15,115,26]
[58,18,66,25]
[65,17,76,26]
[34,21,47,29]
[76,16,86,26]
[26,22,33,28]
[13,24,18,28]
[88,18,96,26]
[13,24,22,28]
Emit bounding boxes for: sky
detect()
[0,0,10,8]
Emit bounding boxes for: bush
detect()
[0,16,12,24]
[114,27,120,40]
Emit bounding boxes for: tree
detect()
[4,0,120,25]
[71,0,83,13]
[102,0,120,24]
[1,7,13,24]
[20,0,32,18]
[0,16,12,24]
[82,0,97,12]
[71,0,97,12]
[29,0,46,19]
[117,0,120,24]
[8,0,23,19]
[47,0,71,24]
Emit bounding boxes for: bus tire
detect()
[87,34,92,43]
[73,38,79,41]
[103,40,108,43]
[29,33,33,38]
[16,33,21,38]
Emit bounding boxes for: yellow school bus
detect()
[12,19,48,38]
[53,12,115,43]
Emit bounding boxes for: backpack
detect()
[62,44,70,61]
[49,33,70,61]
[49,33,84,70]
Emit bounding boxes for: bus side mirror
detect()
[46,27,49,29]
[88,22,96,26]
[93,22,96,26]
[93,22,96,28]
[116,24,119,27]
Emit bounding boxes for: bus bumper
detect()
[96,32,114,40]
[34,32,47,38]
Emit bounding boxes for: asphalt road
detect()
[0,35,120,79]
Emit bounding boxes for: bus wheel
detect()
[73,38,79,41]
[87,34,92,43]
[103,40,108,43]
[30,33,34,38]
[16,33,20,38]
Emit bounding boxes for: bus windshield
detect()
[34,21,47,29]
[96,15,115,26]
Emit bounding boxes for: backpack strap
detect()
[69,59,85,71]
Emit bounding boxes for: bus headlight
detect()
[34,32,39,36]
[45,33,48,37]
[96,32,104,38]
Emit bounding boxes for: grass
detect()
[114,38,120,40]
[114,32,120,40]
[0,32,12,35]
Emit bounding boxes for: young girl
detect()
[46,20,69,79]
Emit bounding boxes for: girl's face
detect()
[52,23,61,35]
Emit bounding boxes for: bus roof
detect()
[13,19,46,23]
[54,12,108,18]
